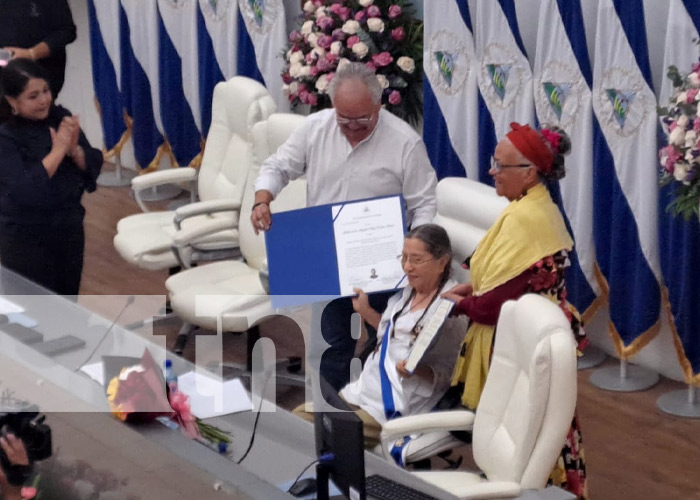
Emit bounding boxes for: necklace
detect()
[411,290,435,311]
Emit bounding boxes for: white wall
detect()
[60,0,688,381]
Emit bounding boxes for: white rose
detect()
[282,84,290,97]
[342,20,360,34]
[678,114,689,129]
[289,62,303,78]
[367,18,385,32]
[376,74,389,89]
[689,72,700,88]
[301,20,314,35]
[289,81,299,95]
[290,51,304,64]
[685,130,697,148]
[685,149,695,163]
[315,74,331,93]
[330,41,343,55]
[677,91,688,104]
[307,33,319,48]
[359,0,374,6]
[303,1,315,13]
[670,126,686,146]
[315,7,328,19]
[674,162,690,182]
[352,42,369,59]
[312,46,326,59]
[299,65,312,77]
[397,56,415,74]
[337,58,351,71]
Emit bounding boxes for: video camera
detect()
[0,411,52,486]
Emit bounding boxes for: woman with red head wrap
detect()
[441,122,588,499]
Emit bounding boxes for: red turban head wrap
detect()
[505,122,553,175]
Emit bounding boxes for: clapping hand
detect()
[50,117,79,156]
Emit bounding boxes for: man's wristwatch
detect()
[252,201,269,210]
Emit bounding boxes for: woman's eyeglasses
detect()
[398,254,435,266]
[490,156,531,173]
[336,114,374,126]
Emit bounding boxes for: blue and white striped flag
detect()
[88,0,127,159]
[238,0,289,111]
[591,0,661,356]
[120,0,166,170]
[533,0,600,318]
[658,0,700,381]
[196,0,228,136]
[474,0,534,184]
[423,0,478,180]
[157,0,203,166]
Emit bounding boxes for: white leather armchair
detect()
[113,77,276,271]
[380,294,578,500]
[165,114,307,383]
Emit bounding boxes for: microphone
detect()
[73,295,136,372]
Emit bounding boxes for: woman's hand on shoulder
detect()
[441,283,473,303]
[395,359,412,378]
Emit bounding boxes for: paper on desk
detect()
[80,362,105,385]
[177,371,252,418]
[0,296,24,315]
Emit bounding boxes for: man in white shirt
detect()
[251,62,437,390]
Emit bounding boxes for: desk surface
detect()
[0,267,571,500]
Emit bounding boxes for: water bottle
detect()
[164,359,178,394]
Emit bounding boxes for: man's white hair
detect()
[328,62,382,104]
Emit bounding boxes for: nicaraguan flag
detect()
[591,0,661,356]
[120,0,165,170]
[88,0,127,159]
[196,0,227,136]
[658,0,700,381]
[474,0,534,184]
[157,0,203,166]
[423,0,478,180]
[533,0,601,318]
[237,0,289,111]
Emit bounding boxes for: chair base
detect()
[589,360,659,392]
[657,386,700,419]
[577,345,607,370]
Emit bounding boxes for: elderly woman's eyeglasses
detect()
[490,156,531,173]
[398,254,435,267]
[336,114,374,126]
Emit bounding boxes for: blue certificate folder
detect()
[265,195,406,308]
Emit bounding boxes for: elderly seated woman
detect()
[295,224,467,448]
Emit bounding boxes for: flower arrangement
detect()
[282,0,423,126]
[658,55,700,220]
[105,350,231,449]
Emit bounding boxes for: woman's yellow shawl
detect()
[452,183,573,409]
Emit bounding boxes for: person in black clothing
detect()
[0,0,76,98]
[0,59,102,296]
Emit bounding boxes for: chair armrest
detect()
[173,199,242,226]
[131,167,197,191]
[172,218,236,247]
[381,410,476,439]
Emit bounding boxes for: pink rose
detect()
[318,35,333,49]
[310,65,320,76]
[694,118,700,132]
[317,57,333,72]
[305,52,317,64]
[367,5,381,17]
[354,10,366,22]
[329,4,351,21]
[346,35,360,48]
[327,71,335,83]
[332,28,346,41]
[372,51,394,67]
[391,27,405,41]
[299,89,310,103]
[669,121,677,132]
[317,16,334,31]
[289,30,303,43]
[388,5,402,18]
[388,90,402,105]
[307,92,318,106]
[282,72,293,84]
[687,88,699,103]
[326,53,338,63]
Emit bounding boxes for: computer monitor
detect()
[314,377,366,500]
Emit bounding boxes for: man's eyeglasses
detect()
[398,254,435,267]
[490,156,531,173]
[336,114,374,126]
